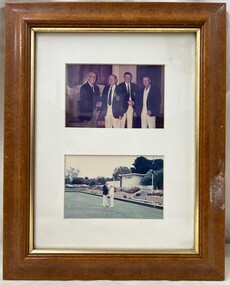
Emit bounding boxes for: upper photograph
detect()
[66,64,164,128]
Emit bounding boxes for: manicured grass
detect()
[64,191,163,219]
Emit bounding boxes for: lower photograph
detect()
[64,155,164,219]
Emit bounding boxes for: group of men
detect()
[79,71,161,128]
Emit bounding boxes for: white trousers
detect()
[141,112,156,128]
[109,195,114,207]
[121,105,133,128]
[103,195,108,206]
[105,106,121,128]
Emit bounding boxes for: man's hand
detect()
[96,101,102,107]
[128,100,134,106]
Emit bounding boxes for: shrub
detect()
[122,186,141,193]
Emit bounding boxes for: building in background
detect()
[119,173,145,188]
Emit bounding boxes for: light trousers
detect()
[121,105,134,128]
[103,195,108,206]
[105,106,121,128]
[141,112,156,128]
[109,195,114,207]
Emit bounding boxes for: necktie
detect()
[108,87,112,105]
[91,85,95,93]
[127,84,131,99]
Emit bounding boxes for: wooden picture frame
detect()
[4,2,226,280]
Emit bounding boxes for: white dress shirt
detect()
[107,85,116,106]
[142,86,151,113]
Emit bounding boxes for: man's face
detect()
[124,74,132,84]
[88,73,97,85]
[108,75,117,86]
[143,77,151,88]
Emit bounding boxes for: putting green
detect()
[64,191,163,219]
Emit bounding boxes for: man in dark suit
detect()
[99,74,125,128]
[118,72,139,128]
[102,182,109,207]
[79,72,101,127]
[135,76,161,128]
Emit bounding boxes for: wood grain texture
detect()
[3,2,226,281]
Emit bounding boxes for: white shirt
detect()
[107,85,116,106]
[109,186,115,196]
[142,86,151,113]
[88,81,94,92]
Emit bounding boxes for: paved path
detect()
[64,192,163,219]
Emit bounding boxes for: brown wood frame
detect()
[4,2,226,281]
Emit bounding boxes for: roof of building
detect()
[119,173,145,177]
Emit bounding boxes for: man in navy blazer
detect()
[135,76,161,128]
[99,74,125,128]
[79,72,101,127]
[102,182,109,207]
[118,72,139,128]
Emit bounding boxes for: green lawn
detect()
[64,191,163,219]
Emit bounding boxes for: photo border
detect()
[4,2,226,280]
[63,154,165,220]
[65,62,165,129]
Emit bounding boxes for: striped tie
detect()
[108,87,112,105]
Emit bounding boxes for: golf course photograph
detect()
[65,155,164,219]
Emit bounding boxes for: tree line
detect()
[65,156,163,189]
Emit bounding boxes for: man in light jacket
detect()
[109,185,115,208]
